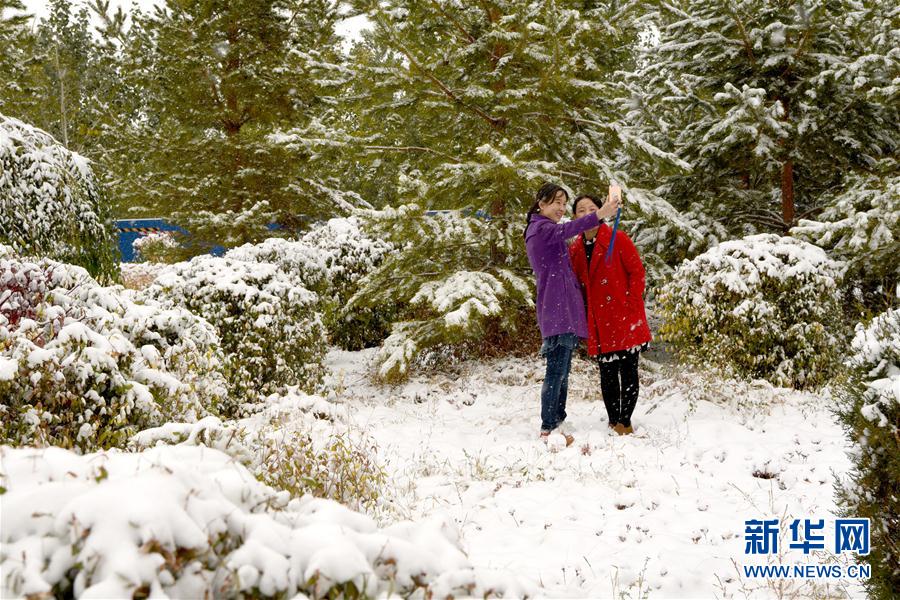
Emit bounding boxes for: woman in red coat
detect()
[568,194,652,435]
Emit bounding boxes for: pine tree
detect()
[629,0,899,235]
[331,0,692,218]
[0,0,36,117]
[793,159,899,312]
[292,1,699,378]
[0,0,118,157]
[104,0,353,246]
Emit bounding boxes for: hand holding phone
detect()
[608,183,622,206]
[599,182,622,219]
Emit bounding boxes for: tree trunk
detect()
[490,197,505,265]
[778,95,794,233]
[781,159,794,233]
[53,43,69,147]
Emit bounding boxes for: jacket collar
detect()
[575,223,614,276]
[584,222,613,248]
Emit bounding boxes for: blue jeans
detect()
[539,334,578,432]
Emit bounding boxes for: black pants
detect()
[598,352,639,428]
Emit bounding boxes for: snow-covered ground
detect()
[326,348,864,599]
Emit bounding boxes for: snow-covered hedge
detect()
[140,256,327,408]
[0,249,226,451]
[836,309,900,598]
[0,444,532,599]
[0,114,117,281]
[793,165,899,311]
[226,216,395,350]
[658,234,845,389]
[132,390,387,512]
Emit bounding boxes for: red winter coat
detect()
[568,224,652,356]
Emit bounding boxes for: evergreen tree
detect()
[793,159,899,312]
[105,0,353,246]
[628,0,899,235]
[836,309,900,600]
[283,1,699,378]
[0,0,118,157]
[0,0,36,117]
[329,0,692,219]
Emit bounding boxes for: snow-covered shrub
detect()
[345,205,537,383]
[0,114,117,281]
[835,309,900,598]
[226,216,396,349]
[140,256,327,407]
[658,234,845,389]
[793,164,899,312]
[0,444,532,599]
[0,250,226,451]
[132,231,184,264]
[226,237,329,292]
[132,391,387,512]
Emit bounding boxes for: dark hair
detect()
[572,194,602,215]
[523,183,568,239]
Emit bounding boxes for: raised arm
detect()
[560,212,601,241]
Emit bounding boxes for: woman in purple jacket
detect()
[524,182,620,444]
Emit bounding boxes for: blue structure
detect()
[115,218,188,262]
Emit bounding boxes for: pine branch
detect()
[371,11,506,132]
[428,0,475,44]
[363,145,461,163]
[726,7,756,67]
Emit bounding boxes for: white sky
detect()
[19,0,369,47]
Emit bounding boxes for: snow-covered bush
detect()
[0,250,226,451]
[793,164,899,312]
[226,237,329,292]
[0,114,117,281]
[658,234,845,389]
[226,216,396,349]
[835,309,900,598]
[140,256,327,407]
[345,205,536,383]
[0,444,532,599]
[132,231,184,264]
[132,391,387,512]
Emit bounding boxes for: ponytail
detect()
[522,200,542,239]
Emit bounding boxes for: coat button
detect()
[606,295,611,302]
[601,278,607,285]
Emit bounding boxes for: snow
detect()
[0,339,867,598]
[0,443,531,598]
[0,356,17,380]
[0,252,226,450]
[321,348,862,599]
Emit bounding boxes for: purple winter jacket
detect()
[525,212,601,339]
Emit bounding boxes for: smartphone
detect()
[608,183,622,205]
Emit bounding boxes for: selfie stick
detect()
[604,202,621,265]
